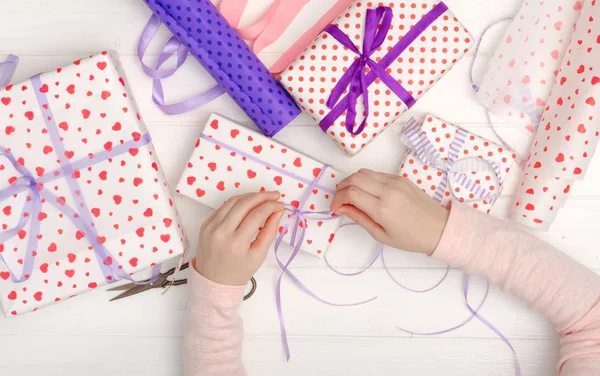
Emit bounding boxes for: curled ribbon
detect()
[323,6,416,136]
[400,118,503,205]
[0,59,161,288]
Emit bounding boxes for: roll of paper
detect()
[142,0,301,136]
[510,1,600,230]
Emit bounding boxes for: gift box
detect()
[176,114,344,258]
[398,115,515,213]
[279,1,473,156]
[0,52,186,316]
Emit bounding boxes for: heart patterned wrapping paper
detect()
[0,52,186,316]
[176,114,345,258]
[510,1,600,230]
[279,0,473,156]
[398,114,515,213]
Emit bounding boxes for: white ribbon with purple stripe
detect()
[400,118,503,205]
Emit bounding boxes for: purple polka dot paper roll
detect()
[144,0,301,136]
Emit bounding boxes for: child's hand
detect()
[331,169,449,255]
[195,191,285,286]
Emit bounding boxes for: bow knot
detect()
[400,118,503,204]
[322,6,416,136]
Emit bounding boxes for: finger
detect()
[337,170,385,197]
[223,191,281,229]
[250,208,285,254]
[212,193,248,225]
[330,186,380,219]
[337,205,386,241]
[237,201,285,242]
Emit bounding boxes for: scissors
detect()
[108,262,257,302]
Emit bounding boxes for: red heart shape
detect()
[24,111,34,120]
[196,188,206,197]
[312,168,322,177]
[1,97,11,105]
[91,208,101,217]
[592,76,600,85]
[247,170,257,179]
[187,176,197,185]
[555,153,565,162]
[136,228,145,237]
[129,148,139,156]
[39,263,49,273]
[577,124,587,133]
[99,171,108,180]
[75,231,85,240]
[0,272,10,280]
[253,145,263,154]
[144,208,153,217]
[48,243,57,252]
[293,158,302,167]
[210,119,219,129]
[65,269,75,278]
[586,97,596,106]
[216,181,225,191]
[103,257,113,266]
[163,218,173,228]
[160,234,171,243]
[574,167,583,175]
[66,84,75,94]
[67,253,76,263]
[97,61,108,70]
[133,177,143,187]
[101,91,111,100]
[129,257,138,267]
[88,282,98,289]
[208,162,217,172]
[112,122,122,131]
[274,176,283,185]
[525,203,535,211]
[113,195,122,205]
[2,205,11,216]
[82,109,91,119]
[7,291,17,300]
[230,129,240,138]
[533,161,542,168]
[577,65,585,74]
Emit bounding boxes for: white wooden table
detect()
[1,1,599,375]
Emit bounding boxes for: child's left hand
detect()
[195,191,285,286]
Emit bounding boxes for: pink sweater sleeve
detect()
[433,202,600,375]
[183,262,246,376]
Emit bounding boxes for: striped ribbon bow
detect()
[400,118,503,204]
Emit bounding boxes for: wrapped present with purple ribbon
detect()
[280,1,474,156]
[398,114,516,214]
[138,0,301,137]
[0,52,186,316]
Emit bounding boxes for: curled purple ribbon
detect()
[400,118,503,205]
[320,3,449,135]
[0,60,161,287]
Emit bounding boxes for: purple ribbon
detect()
[197,134,377,361]
[137,15,226,115]
[0,55,18,88]
[400,118,503,205]
[320,2,448,134]
[0,61,161,287]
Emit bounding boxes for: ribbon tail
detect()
[0,55,18,88]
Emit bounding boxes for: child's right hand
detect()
[331,169,450,255]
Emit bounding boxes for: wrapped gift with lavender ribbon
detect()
[280,1,474,156]
[0,52,186,316]
[398,114,516,213]
[138,0,301,137]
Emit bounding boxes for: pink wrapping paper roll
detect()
[511,1,600,230]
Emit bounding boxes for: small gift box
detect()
[0,52,186,316]
[279,1,473,156]
[398,114,515,213]
[176,114,344,258]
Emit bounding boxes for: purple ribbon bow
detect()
[324,6,415,135]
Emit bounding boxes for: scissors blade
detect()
[106,282,139,292]
[109,282,160,302]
